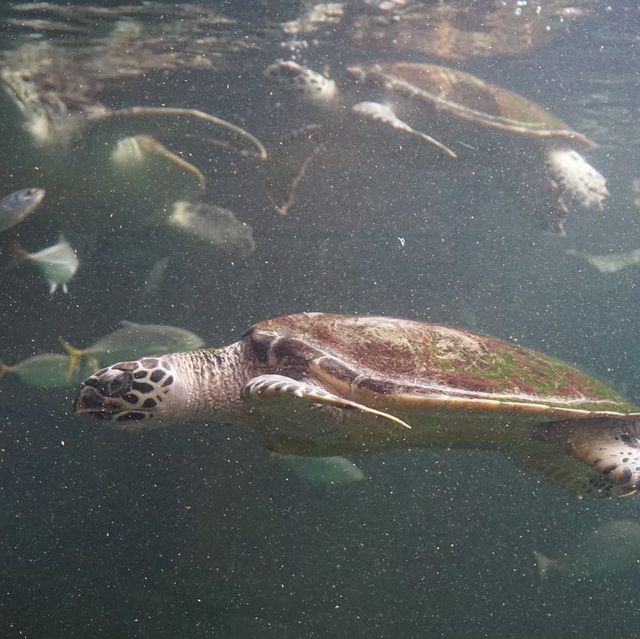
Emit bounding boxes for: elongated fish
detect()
[0,187,45,232]
[534,519,640,582]
[0,353,98,388]
[272,454,365,487]
[24,235,79,294]
[167,201,255,256]
[566,248,640,274]
[63,321,204,377]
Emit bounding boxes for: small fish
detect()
[272,454,365,487]
[534,519,640,582]
[397,237,405,247]
[566,248,640,274]
[0,187,45,233]
[62,320,204,377]
[0,353,98,388]
[167,200,256,257]
[24,235,79,294]
[142,256,171,299]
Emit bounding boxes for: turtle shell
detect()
[343,0,594,62]
[344,63,595,149]
[247,313,637,417]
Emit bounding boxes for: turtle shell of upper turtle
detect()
[346,63,595,148]
[246,313,636,414]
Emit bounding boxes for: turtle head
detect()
[74,357,184,429]
[264,60,338,109]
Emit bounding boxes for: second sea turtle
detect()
[75,312,640,499]
[264,61,608,232]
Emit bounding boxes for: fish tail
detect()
[0,361,13,378]
[60,340,87,381]
[12,239,29,261]
[0,240,28,275]
[533,550,552,583]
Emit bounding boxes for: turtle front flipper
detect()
[526,417,640,498]
[243,374,411,430]
[265,125,327,215]
[87,106,267,161]
[351,101,457,159]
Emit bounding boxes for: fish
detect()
[0,187,45,233]
[23,235,79,294]
[272,454,365,487]
[566,248,640,274]
[62,320,205,377]
[166,200,256,257]
[0,353,98,388]
[142,256,171,299]
[534,519,640,582]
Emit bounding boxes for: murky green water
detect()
[1,1,640,637]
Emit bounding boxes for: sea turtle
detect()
[283,0,596,62]
[264,61,608,231]
[1,40,266,158]
[75,312,640,499]
[0,37,266,263]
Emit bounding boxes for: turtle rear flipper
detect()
[518,418,640,498]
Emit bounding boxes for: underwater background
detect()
[1,1,640,637]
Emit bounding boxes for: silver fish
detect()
[167,200,255,257]
[24,235,79,294]
[0,353,99,388]
[534,519,640,582]
[0,187,45,232]
[272,454,365,488]
[63,320,204,376]
[566,248,640,274]
[142,256,171,299]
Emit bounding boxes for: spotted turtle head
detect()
[264,60,338,109]
[74,357,177,429]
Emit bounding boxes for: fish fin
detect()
[60,340,88,381]
[11,239,29,261]
[49,281,58,295]
[0,239,28,275]
[120,320,140,327]
[533,550,552,583]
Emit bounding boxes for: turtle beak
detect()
[74,386,118,420]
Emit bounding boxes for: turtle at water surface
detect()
[75,313,640,500]
[283,0,596,61]
[264,61,608,232]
